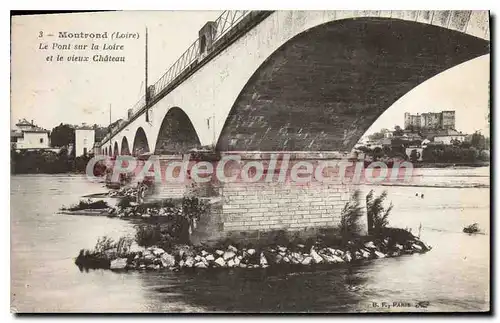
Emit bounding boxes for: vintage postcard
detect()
[10,10,490,313]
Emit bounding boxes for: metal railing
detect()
[100,10,251,146]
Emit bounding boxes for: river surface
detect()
[11,167,490,313]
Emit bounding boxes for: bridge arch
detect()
[153,107,201,155]
[216,16,490,151]
[132,127,150,156]
[121,137,131,155]
[113,142,119,156]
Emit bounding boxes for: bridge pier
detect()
[137,151,369,246]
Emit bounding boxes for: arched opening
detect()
[113,142,119,157]
[132,127,150,156]
[216,17,489,152]
[121,137,131,155]
[108,146,112,156]
[104,147,107,155]
[154,107,201,155]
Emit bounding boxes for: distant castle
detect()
[404,111,455,130]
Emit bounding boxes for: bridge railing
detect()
[99,10,252,147]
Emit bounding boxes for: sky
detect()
[11,11,222,130]
[363,54,490,137]
[11,12,490,136]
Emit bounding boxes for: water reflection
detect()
[134,265,368,312]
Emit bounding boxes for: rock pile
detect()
[111,205,181,218]
[77,235,432,272]
[108,187,138,199]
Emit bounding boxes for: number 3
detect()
[38,31,43,38]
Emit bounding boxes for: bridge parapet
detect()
[99,10,259,147]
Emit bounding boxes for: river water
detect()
[11,167,490,313]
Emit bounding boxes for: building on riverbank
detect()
[11,118,50,150]
[75,125,95,156]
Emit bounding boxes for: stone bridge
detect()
[98,10,489,157]
[97,10,490,244]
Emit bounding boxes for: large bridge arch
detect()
[153,107,202,155]
[132,127,151,156]
[113,142,119,156]
[121,137,131,155]
[98,11,489,153]
[216,16,490,151]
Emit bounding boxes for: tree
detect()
[470,131,487,150]
[50,123,75,148]
[409,149,420,163]
[368,128,390,141]
[393,125,403,137]
[366,190,393,235]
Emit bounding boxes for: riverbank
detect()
[412,162,490,168]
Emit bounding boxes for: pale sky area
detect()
[363,54,490,137]
[11,11,222,129]
[11,12,490,136]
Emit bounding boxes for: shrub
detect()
[339,190,364,241]
[463,223,480,234]
[366,190,393,235]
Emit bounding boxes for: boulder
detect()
[326,247,337,255]
[278,246,287,253]
[160,253,176,268]
[330,255,344,263]
[239,263,247,268]
[374,251,386,258]
[179,260,185,268]
[110,258,128,270]
[194,255,202,262]
[227,259,236,267]
[412,244,423,251]
[141,213,151,218]
[302,256,313,265]
[201,250,208,257]
[291,252,304,264]
[335,249,345,257]
[205,254,215,261]
[214,257,226,267]
[233,257,241,266]
[364,241,376,249]
[260,252,269,267]
[247,249,256,256]
[195,262,207,268]
[151,247,165,256]
[360,249,371,259]
[215,250,224,256]
[320,253,334,263]
[310,248,323,264]
[223,251,236,261]
[144,253,156,261]
[184,256,195,268]
[343,251,353,262]
[395,244,404,250]
[129,242,145,253]
[227,245,238,253]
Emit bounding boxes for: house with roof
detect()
[11,119,50,150]
[74,124,95,156]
